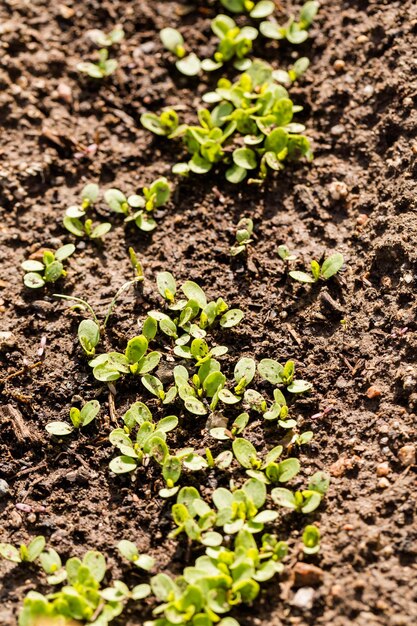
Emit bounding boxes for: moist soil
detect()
[0,1,416,625]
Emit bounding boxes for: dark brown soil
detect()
[1,1,416,625]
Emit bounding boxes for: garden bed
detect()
[0,1,416,625]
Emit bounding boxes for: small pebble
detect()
[291,587,315,610]
[398,445,415,467]
[0,478,10,498]
[356,213,368,226]
[378,477,390,489]
[328,180,348,200]
[402,97,413,108]
[376,462,390,477]
[356,34,369,44]
[366,386,382,399]
[57,82,72,104]
[330,124,345,136]
[333,59,345,72]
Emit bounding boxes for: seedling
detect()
[257,358,312,394]
[260,1,319,43]
[271,471,330,513]
[160,28,186,58]
[202,14,258,72]
[232,438,301,485]
[141,109,180,137]
[108,403,177,474]
[302,525,320,554]
[104,178,171,232]
[143,60,312,183]
[0,536,45,564]
[88,27,125,48]
[77,48,118,78]
[220,0,275,19]
[22,244,75,289]
[45,400,100,436]
[64,183,112,239]
[170,486,221,546]
[212,478,278,533]
[230,218,254,256]
[289,252,344,284]
[278,244,297,262]
[117,540,155,571]
[19,550,123,626]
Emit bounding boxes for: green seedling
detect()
[212,478,278,534]
[230,218,254,256]
[88,27,125,48]
[45,400,100,436]
[257,358,312,393]
[273,57,310,86]
[22,244,75,289]
[77,47,118,78]
[141,109,180,137]
[19,550,123,626]
[271,471,330,513]
[260,1,319,43]
[117,540,155,571]
[170,486,222,546]
[220,0,275,18]
[64,216,111,239]
[149,529,286,626]
[104,178,171,232]
[143,60,312,183]
[64,183,111,239]
[101,580,151,603]
[0,536,45,564]
[302,525,320,555]
[108,403,178,474]
[278,244,297,262]
[39,548,67,585]
[232,438,301,485]
[209,411,250,440]
[129,247,144,279]
[160,28,186,58]
[289,252,344,284]
[201,14,258,72]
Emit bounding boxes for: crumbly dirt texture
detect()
[1,0,416,625]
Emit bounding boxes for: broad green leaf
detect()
[45,421,74,436]
[182,281,207,308]
[257,358,283,384]
[176,53,201,76]
[109,456,137,474]
[219,309,244,327]
[321,253,344,279]
[233,147,257,170]
[232,438,258,469]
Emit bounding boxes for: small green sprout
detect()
[77,47,119,78]
[273,57,310,86]
[278,244,297,262]
[0,536,45,564]
[45,400,100,436]
[143,60,313,183]
[88,27,125,48]
[302,525,320,555]
[117,540,155,571]
[220,0,275,19]
[203,14,258,72]
[212,478,278,534]
[141,109,180,136]
[160,28,186,58]
[170,486,221,546]
[19,550,123,626]
[64,183,112,239]
[260,1,319,43]
[232,438,301,485]
[257,358,312,394]
[289,252,344,284]
[230,218,254,256]
[104,178,171,232]
[108,402,177,475]
[271,471,330,513]
[22,244,75,289]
